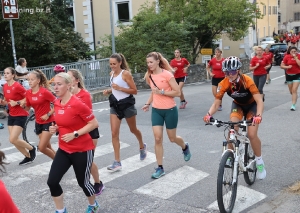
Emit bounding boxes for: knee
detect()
[129,127,139,134]
[111,131,119,139]
[168,136,177,142]
[9,137,17,144]
[247,132,258,141]
[292,88,298,94]
[154,137,163,144]
[38,144,47,153]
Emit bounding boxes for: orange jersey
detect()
[216,75,260,105]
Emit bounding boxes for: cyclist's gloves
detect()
[252,115,262,124]
[203,112,212,123]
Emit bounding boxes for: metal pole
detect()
[109,0,116,54]
[9,20,17,68]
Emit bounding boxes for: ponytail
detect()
[110,53,130,71]
[31,69,52,91]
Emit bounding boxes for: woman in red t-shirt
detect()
[68,69,104,196]
[0,150,20,212]
[280,46,300,111]
[170,49,190,109]
[24,70,56,159]
[206,47,225,111]
[263,47,274,84]
[0,67,37,166]
[48,72,100,212]
[250,46,271,100]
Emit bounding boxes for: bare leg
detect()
[110,114,122,162]
[152,126,164,165]
[125,115,144,149]
[38,131,55,159]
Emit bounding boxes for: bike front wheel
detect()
[22,113,37,144]
[217,151,238,213]
[243,142,257,185]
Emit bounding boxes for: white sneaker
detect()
[256,163,266,180]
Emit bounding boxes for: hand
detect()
[40,114,49,121]
[151,87,160,94]
[203,114,211,123]
[103,89,111,95]
[141,104,150,112]
[20,100,26,108]
[111,83,121,91]
[9,100,18,107]
[256,63,259,67]
[209,73,215,77]
[287,65,293,69]
[49,122,58,134]
[183,67,188,73]
[61,133,75,143]
[252,115,262,125]
[264,66,269,70]
[173,67,178,72]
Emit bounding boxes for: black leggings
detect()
[47,148,94,197]
[253,74,267,94]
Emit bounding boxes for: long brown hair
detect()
[31,69,51,91]
[68,69,86,90]
[110,53,130,71]
[0,150,8,174]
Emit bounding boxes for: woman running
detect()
[206,47,225,111]
[263,47,274,84]
[24,70,56,159]
[67,69,105,195]
[48,72,100,213]
[203,56,266,180]
[142,52,191,179]
[249,46,271,101]
[280,46,300,111]
[103,53,146,171]
[0,67,37,165]
[170,49,190,109]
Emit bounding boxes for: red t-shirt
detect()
[263,52,273,64]
[170,58,190,78]
[26,87,56,124]
[53,96,95,153]
[208,57,225,78]
[250,56,269,76]
[0,180,20,213]
[3,82,28,117]
[282,54,300,75]
[75,89,92,109]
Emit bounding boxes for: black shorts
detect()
[230,101,257,120]
[175,76,187,84]
[110,105,137,119]
[89,128,100,139]
[266,65,272,74]
[286,73,300,83]
[7,116,27,128]
[212,77,225,86]
[35,122,52,135]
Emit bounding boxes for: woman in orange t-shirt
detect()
[142,52,191,179]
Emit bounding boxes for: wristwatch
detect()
[47,112,51,117]
[160,88,165,95]
[74,131,79,138]
[17,101,20,105]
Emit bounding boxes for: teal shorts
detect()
[286,74,300,84]
[151,106,178,129]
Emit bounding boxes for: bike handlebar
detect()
[206,117,253,127]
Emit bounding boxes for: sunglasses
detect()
[224,70,238,76]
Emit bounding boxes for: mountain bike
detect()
[206,118,257,213]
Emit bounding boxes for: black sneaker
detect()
[94,181,105,196]
[19,157,32,165]
[29,146,37,162]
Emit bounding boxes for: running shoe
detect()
[94,181,105,196]
[0,123,4,129]
[19,157,32,166]
[266,81,269,84]
[29,146,37,162]
[182,142,191,161]
[85,201,100,213]
[256,163,266,180]
[140,143,147,160]
[55,208,68,213]
[107,161,122,171]
[180,101,188,109]
[151,167,165,179]
[291,105,296,111]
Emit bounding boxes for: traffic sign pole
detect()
[9,20,17,68]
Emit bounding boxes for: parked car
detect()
[269,43,288,65]
[260,37,275,45]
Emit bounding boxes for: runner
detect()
[49,64,66,84]
[68,69,105,195]
[142,51,191,179]
[103,53,146,171]
[48,72,100,213]
[0,67,37,165]
[24,70,56,159]
[170,49,190,109]
[263,47,274,84]
[203,56,266,180]
[249,46,271,101]
[206,47,225,110]
[280,46,300,111]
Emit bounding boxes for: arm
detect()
[206,63,214,76]
[280,62,292,69]
[207,99,222,116]
[183,60,190,73]
[249,64,258,71]
[141,93,153,112]
[163,77,181,97]
[115,70,137,95]
[293,54,300,67]
[253,94,264,116]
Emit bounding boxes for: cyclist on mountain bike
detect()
[49,64,66,84]
[203,56,266,180]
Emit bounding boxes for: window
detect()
[278,12,281,22]
[295,0,300,3]
[272,6,277,14]
[268,6,271,15]
[263,5,266,15]
[295,12,300,21]
[114,1,132,23]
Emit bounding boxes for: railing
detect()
[0,59,111,91]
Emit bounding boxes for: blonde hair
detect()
[31,69,51,91]
[215,47,223,53]
[252,46,258,51]
[68,69,86,90]
[56,72,72,85]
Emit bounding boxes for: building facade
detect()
[278,0,300,33]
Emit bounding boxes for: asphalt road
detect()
[1,66,300,213]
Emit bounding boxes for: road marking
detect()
[207,185,267,213]
[2,142,36,151]
[271,75,285,81]
[134,166,209,199]
[92,108,110,113]
[2,142,130,186]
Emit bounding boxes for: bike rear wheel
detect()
[243,142,257,185]
[217,151,238,213]
[22,113,37,144]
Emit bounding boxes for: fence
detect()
[0,59,111,91]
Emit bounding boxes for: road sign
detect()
[200,48,213,55]
[2,0,19,19]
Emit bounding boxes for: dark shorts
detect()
[35,121,52,135]
[175,76,187,84]
[110,105,137,119]
[230,101,257,120]
[266,65,272,74]
[89,128,100,139]
[151,106,178,129]
[7,116,27,128]
[286,73,300,84]
[212,77,225,86]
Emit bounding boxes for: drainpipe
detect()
[90,0,96,59]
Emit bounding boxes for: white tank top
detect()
[110,70,130,101]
